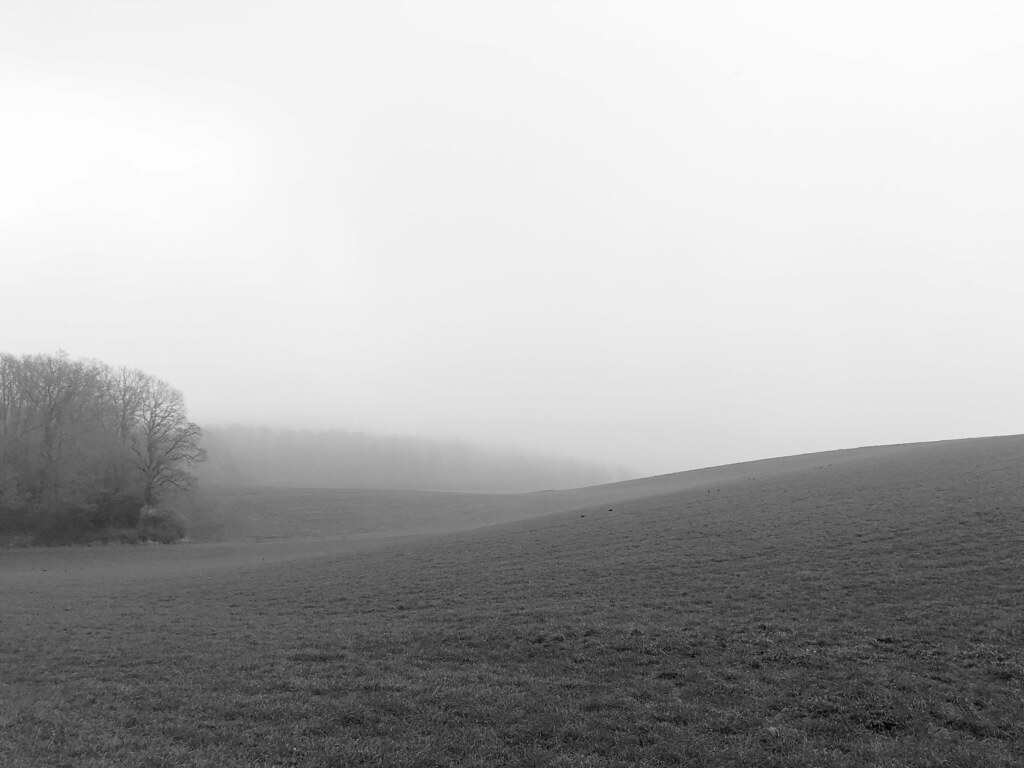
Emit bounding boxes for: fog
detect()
[198,426,630,493]
[3,1,1023,477]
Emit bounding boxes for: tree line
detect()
[199,425,632,493]
[0,352,205,542]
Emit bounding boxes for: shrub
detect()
[0,500,31,538]
[29,494,148,545]
[137,506,186,544]
[87,492,144,529]
[33,501,94,545]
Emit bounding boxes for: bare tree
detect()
[130,377,206,506]
[103,366,150,496]
[0,354,26,516]
[12,352,108,502]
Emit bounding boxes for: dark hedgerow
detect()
[86,491,145,530]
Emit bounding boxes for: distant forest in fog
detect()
[198,426,635,493]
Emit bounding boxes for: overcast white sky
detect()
[3,1,1023,475]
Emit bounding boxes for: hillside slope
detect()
[187,433,1024,545]
[3,434,1022,766]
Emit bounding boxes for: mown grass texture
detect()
[1,436,1023,766]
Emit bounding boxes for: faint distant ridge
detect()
[198,425,636,493]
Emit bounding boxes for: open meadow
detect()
[2,436,1023,766]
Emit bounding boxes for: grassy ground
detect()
[2,436,1023,766]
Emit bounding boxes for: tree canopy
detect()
[0,352,204,542]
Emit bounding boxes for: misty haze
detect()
[3,1,1023,766]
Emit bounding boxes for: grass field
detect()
[2,436,1023,766]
